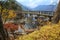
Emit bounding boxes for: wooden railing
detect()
[15,11,54,16]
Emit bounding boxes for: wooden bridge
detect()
[15,11,55,16]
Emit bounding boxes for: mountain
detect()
[21,5,57,11]
[16,0,58,12]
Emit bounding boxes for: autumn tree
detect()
[0,0,22,23]
[52,1,60,23]
[0,1,9,40]
[2,9,16,23]
[0,0,22,40]
[3,0,22,10]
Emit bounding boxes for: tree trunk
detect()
[52,1,60,23]
[0,2,9,40]
[0,15,7,40]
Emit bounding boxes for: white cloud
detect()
[25,0,45,8]
[16,0,59,8]
[50,0,54,4]
[49,0,59,5]
[26,3,38,8]
[57,0,59,3]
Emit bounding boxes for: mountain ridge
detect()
[22,5,57,11]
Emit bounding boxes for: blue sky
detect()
[16,0,59,8]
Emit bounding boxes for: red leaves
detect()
[4,23,18,31]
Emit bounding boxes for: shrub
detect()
[18,22,60,40]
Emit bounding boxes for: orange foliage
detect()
[4,23,18,31]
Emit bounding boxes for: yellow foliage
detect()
[1,9,16,22]
[18,22,60,40]
[8,10,16,18]
[2,9,8,13]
